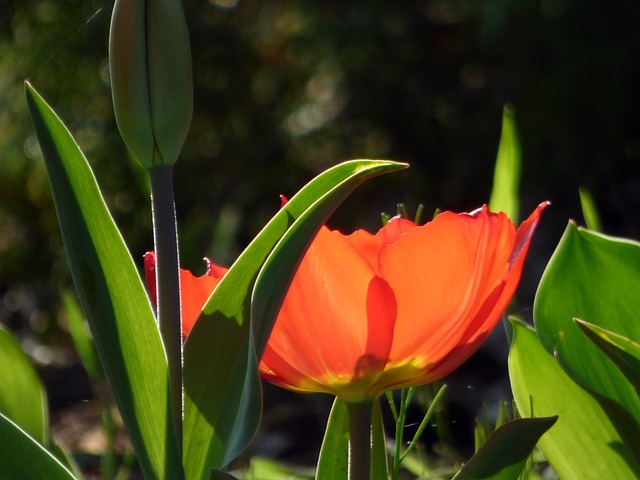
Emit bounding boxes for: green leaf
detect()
[26,83,182,480]
[489,105,521,222]
[0,327,48,445]
[508,319,640,479]
[242,457,313,480]
[534,222,640,424]
[183,160,406,479]
[575,319,640,398]
[0,412,76,480]
[579,187,602,232]
[61,291,101,382]
[316,398,349,480]
[452,416,556,480]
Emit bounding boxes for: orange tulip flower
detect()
[145,203,547,402]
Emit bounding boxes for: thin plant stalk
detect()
[149,164,182,448]
[347,400,374,480]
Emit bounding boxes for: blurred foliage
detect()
[1,0,640,466]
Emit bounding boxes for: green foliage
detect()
[575,319,640,400]
[316,398,349,480]
[0,413,76,480]
[452,416,556,480]
[578,188,602,232]
[0,326,48,445]
[183,159,406,479]
[26,83,183,480]
[241,457,313,480]
[489,105,521,222]
[509,319,640,479]
[61,291,101,381]
[314,397,387,480]
[534,223,640,425]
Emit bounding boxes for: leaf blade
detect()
[509,319,640,479]
[452,416,557,480]
[26,83,182,480]
[0,327,48,445]
[0,412,76,480]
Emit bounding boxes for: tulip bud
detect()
[109,0,193,168]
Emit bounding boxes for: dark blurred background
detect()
[1,0,639,473]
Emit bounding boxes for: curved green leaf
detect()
[183,160,407,479]
[534,222,640,424]
[0,327,48,445]
[452,416,556,480]
[0,412,76,480]
[26,83,182,479]
[575,318,640,398]
[509,319,640,479]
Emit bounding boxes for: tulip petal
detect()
[411,202,549,382]
[144,252,227,335]
[259,227,397,400]
[380,207,515,369]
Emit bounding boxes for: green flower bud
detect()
[109,0,193,168]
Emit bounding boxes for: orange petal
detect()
[259,226,397,399]
[143,251,227,336]
[379,207,515,368]
[423,202,548,381]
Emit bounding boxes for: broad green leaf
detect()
[316,398,349,480]
[534,222,640,424]
[26,83,182,480]
[578,187,602,232]
[575,318,640,398]
[183,160,406,479]
[0,326,48,445]
[0,412,76,480]
[489,105,521,222]
[508,319,640,479]
[452,416,556,480]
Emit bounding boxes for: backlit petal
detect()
[259,226,397,399]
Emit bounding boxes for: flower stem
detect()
[347,400,373,480]
[149,164,182,449]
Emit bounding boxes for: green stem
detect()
[149,165,182,449]
[347,400,373,480]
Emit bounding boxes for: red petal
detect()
[143,251,227,336]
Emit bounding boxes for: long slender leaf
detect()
[183,160,407,479]
[315,398,349,480]
[578,187,602,232]
[509,319,640,479]
[0,412,76,480]
[26,82,182,479]
[489,105,521,222]
[61,291,101,382]
[0,326,48,445]
[452,416,556,480]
